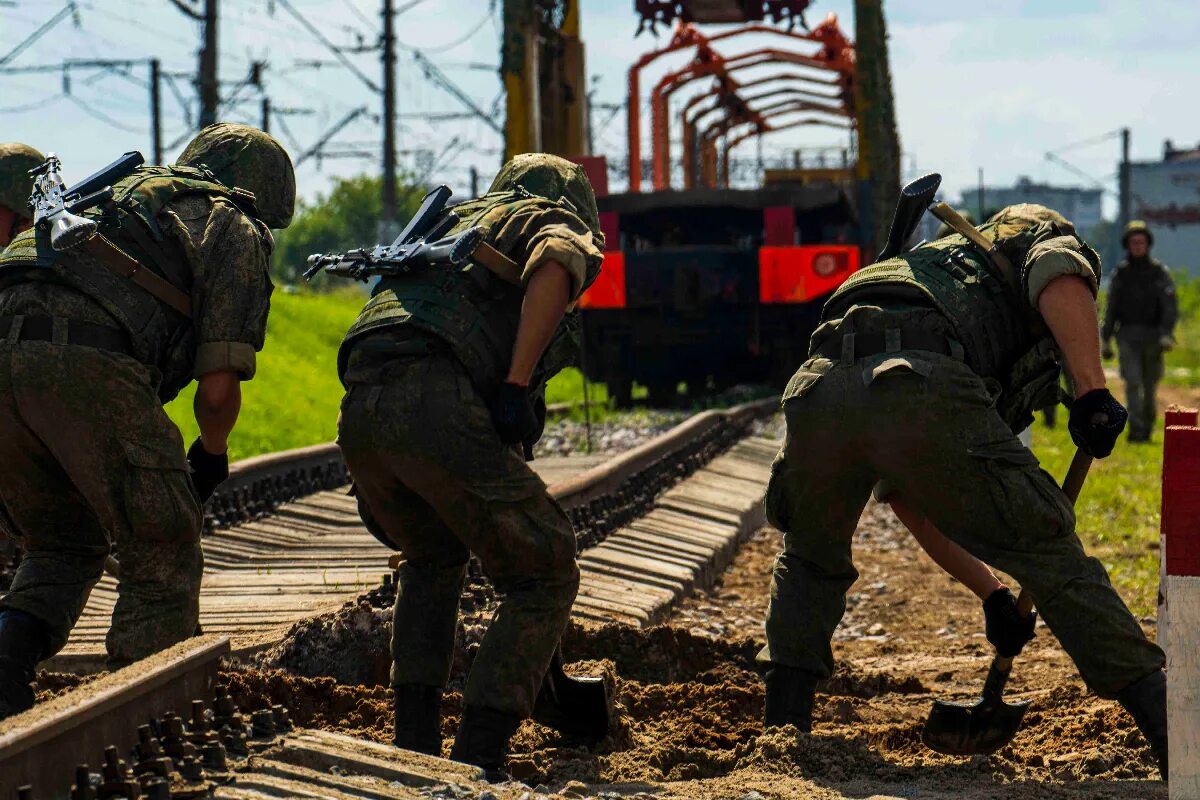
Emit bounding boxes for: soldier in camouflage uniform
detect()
[0,144,45,576]
[760,204,1169,776]
[336,154,603,773]
[1101,220,1178,442]
[0,123,294,719]
[0,143,44,248]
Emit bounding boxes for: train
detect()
[577,174,861,407]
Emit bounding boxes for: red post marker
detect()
[1162,407,1200,795]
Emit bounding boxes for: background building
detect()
[957,177,1104,233]
[1130,140,1200,275]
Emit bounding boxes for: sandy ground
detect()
[223,496,1164,799]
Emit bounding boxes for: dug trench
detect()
[217,498,1164,799]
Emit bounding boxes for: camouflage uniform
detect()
[0,127,285,667]
[762,205,1164,699]
[336,154,603,718]
[0,144,43,575]
[1102,222,1177,442]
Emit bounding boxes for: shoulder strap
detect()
[81,235,192,318]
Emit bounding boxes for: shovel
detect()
[531,646,610,745]
[921,447,1093,756]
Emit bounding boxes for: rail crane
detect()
[501,0,899,407]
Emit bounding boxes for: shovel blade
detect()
[921,697,1030,756]
[531,651,611,745]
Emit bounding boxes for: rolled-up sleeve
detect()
[174,198,274,380]
[1024,236,1100,308]
[491,205,603,301]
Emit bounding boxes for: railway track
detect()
[0,398,780,798]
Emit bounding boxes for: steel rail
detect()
[0,635,229,799]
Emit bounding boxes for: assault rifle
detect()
[29,151,145,251]
[876,172,942,263]
[304,184,521,284]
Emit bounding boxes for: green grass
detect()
[1162,275,1200,387]
[164,292,618,456]
[1030,423,1162,617]
[165,290,363,459]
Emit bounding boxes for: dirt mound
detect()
[232,500,1164,798]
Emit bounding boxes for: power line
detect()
[274,0,380,93]
[410,50,501,135]
[67,93,144,132]
[0,2,80,67]
[395,0,495,53]
[296,106,370,166]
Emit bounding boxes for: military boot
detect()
[393,684,443,756]
[1117,669,1167,780]
[763,665,817,733]
[0,609,50,721]
[449,704,521,782]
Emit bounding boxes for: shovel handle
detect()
[1001,448,1092,680]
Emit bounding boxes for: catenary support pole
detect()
[198,0,219,127]
[381,0,398,239]
[149,58,162,164]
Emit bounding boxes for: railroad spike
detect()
[70,765,95,800]
[97,745,140,799]
[132,725,173,779]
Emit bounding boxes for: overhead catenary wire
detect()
[0,1,79,66]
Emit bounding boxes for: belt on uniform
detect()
[0,315,134,356]
[813,328,964,363]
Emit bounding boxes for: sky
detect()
[1,0,1197,219]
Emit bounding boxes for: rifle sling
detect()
[81,234,193,318]
[930,202,1019,285]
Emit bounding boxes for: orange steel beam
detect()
[651,47,848,190]
[682,83,850,188]
[627,16,852,192]
[717,112,853,185]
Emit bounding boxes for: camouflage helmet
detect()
[177,123,295,228]
[1122,219,1153,248]
[985,203,1076,240]
[0,142,45,220]
[987,203,1102,280]
[488,153,601,238]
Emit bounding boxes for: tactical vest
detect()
[826,235,1062,431]
[0,166,249,402]
[340,190,582,396]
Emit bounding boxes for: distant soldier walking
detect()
[0,143,45,248]
[335,154,603,775]
[1101,220,1178,442]
[0,124,294,720]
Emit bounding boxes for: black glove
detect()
[983,587,1036,658]
[187,437,229,502]
[489,382,539,446]
[1068,388,1128,458]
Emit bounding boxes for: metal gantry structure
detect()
[626,14,856,194]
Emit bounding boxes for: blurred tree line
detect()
[271,174,427,287]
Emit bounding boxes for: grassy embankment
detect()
[165,289,611,458]
[1032,276,1200,616]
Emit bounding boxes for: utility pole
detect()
[149,58,163,164]
[469,165,479,197]
[261,96,270,133]
[853,0,901,255]
[977,167,985,220]
[198,0,219,127]
[381,0,398,238]
[1118,127,1131,235]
